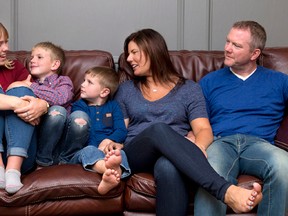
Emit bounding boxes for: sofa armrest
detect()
[275,115,288,152]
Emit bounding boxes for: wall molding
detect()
[177,0,184,50]
[208,0,212,50]
[10,0,18,50]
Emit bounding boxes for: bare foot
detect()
[225,182,262,213]
[105,149,122,175]
[98,169,120,195]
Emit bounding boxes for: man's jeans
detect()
[194,134,288,216]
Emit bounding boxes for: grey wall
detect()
[1,0,288,60]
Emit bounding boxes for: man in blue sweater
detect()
[195,20,288,215]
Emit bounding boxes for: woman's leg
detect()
[124,123,261,212]
[0,103,5,188]
[154,156,189,216]
[36,105,67,166]
[124,123,230,200]
[5,87,35,157]
[5,87,36,193]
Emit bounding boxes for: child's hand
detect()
[99,139,123,154]
[98,139,113,151]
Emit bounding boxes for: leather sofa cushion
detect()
[0,164,125,207]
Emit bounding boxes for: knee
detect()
[269,153,288,178]
[69,111,89,128]
[7,81,29,90]
[46,106,67,123]
[74,118,88,127]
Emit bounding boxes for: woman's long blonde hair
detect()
[0,23,14,69]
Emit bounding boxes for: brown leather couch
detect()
[1,48,287,216]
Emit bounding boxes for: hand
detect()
[14,96,48,124]
[185,130,196,143]
[99,140,123,154]
[185,131,208,158]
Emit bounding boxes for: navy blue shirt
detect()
[72,99,127,147]
[115,80,208,144]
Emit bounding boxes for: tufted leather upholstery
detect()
[0,48,287,215]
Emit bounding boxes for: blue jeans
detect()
[0,87,37,173]
[194,134,288,216]
[69,145,131,179]
[58,111,90,163]
[36,105,67,166]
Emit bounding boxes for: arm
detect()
[189,117,213,157]
[100,117,129,154]
[0,94,29,110]
[14,96,48,124]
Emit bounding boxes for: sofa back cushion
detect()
[7,50,115,101]
[118,47,288,83]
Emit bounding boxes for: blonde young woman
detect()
[0,23,47,194]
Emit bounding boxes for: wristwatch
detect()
[44,101,50,114]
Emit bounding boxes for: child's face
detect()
[30,47,56,81]
[80,73,104,101]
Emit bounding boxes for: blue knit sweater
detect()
[200,66,288,143]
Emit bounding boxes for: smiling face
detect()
[30,47,58,81]
[126,41,151,77]
[0,31,9,66]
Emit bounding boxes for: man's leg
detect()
[194,135,240,216]
[241,135,288,216]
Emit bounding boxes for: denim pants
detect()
[69,145,131,179]
[58,110,90,163]
[59,110,131,178]
[123,123,232,216]
[194,134,288,216]
[36,105,67,166]
[0,87,37,173]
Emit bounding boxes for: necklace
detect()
[152,89,157,92]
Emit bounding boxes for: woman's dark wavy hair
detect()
[123,28,184,86]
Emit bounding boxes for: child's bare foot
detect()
[98,169,120,195]
[224,182,262,213]
[105,149,122,175]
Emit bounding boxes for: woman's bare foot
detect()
[224,182,262,213]
[105,149,122,175]
[98,169,120,195]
